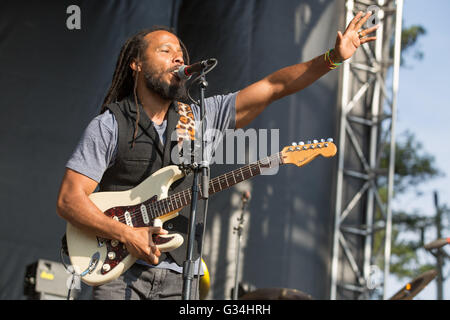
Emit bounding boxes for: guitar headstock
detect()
[281,138,337,167]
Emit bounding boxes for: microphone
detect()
[424,238,450,250]
[175,59,216,80]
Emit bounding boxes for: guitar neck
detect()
[114,139,337,227]
[150,152,284,218]
[205,152,284,197]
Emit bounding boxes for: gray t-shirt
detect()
[66,92,238,274]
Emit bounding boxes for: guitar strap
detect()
[175,101,196,143]
[174,101,196,164]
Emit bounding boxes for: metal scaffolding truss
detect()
[330,0,403,300]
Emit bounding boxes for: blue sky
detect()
[385,0,450,300]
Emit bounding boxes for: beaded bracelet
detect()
[324,48,342,70]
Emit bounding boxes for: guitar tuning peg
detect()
[292,142,297,146]
[327,138,334,142]
[313,139,318,144]
[307,140,312,144]
[298,141,305,145]
[320,139,325,143]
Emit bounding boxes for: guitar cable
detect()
[59,246,78,300]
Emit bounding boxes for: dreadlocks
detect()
[101,26,190,112]
[100,26,190,147]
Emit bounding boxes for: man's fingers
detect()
[360,36,377,44]
[150,226,161,233]
[148,238,161,254]
[346,11,364,32]
[149,226,168,234]
[146,247,160,265]
[153,245,161,257]
[147,254,159,265]
[361,25,379,37]
[356,12,372,30]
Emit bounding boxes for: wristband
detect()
[324,49,342,70]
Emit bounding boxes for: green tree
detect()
[390,24,427,66]
[374,131,441,279]
[371,24,443,287]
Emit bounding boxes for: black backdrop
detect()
[0,0,342,299]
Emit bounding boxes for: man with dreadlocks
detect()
[57,12,378,300]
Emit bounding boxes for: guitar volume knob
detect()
[107,251,116,260]
[102,264,111,272]
[111,239,119,247]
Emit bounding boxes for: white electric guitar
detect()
[66,139,337,286]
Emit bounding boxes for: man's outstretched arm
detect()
[235,11,378,129]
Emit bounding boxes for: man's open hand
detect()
[334,11,379,62]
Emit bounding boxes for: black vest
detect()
[99,96,204,266]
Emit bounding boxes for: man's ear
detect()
[130,60,142,72]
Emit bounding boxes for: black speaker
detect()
[24,259,80,300]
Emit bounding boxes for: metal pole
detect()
[363,1,384,296]
[182,70,210,300]
[383,0,403,300]
[330,0,354,300]
[434,191,444,300]
[233,194,249,300]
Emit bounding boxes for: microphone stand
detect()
[182,67,210,300]
[233,192,249,300]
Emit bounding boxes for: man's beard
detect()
[142,64,188,102]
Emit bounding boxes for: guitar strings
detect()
[111,153,282,226]
[111,153,283,227]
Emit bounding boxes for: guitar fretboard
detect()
[145,152,284,219]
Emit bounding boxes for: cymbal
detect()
[239,288,313,300]
[389,269,438,300]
